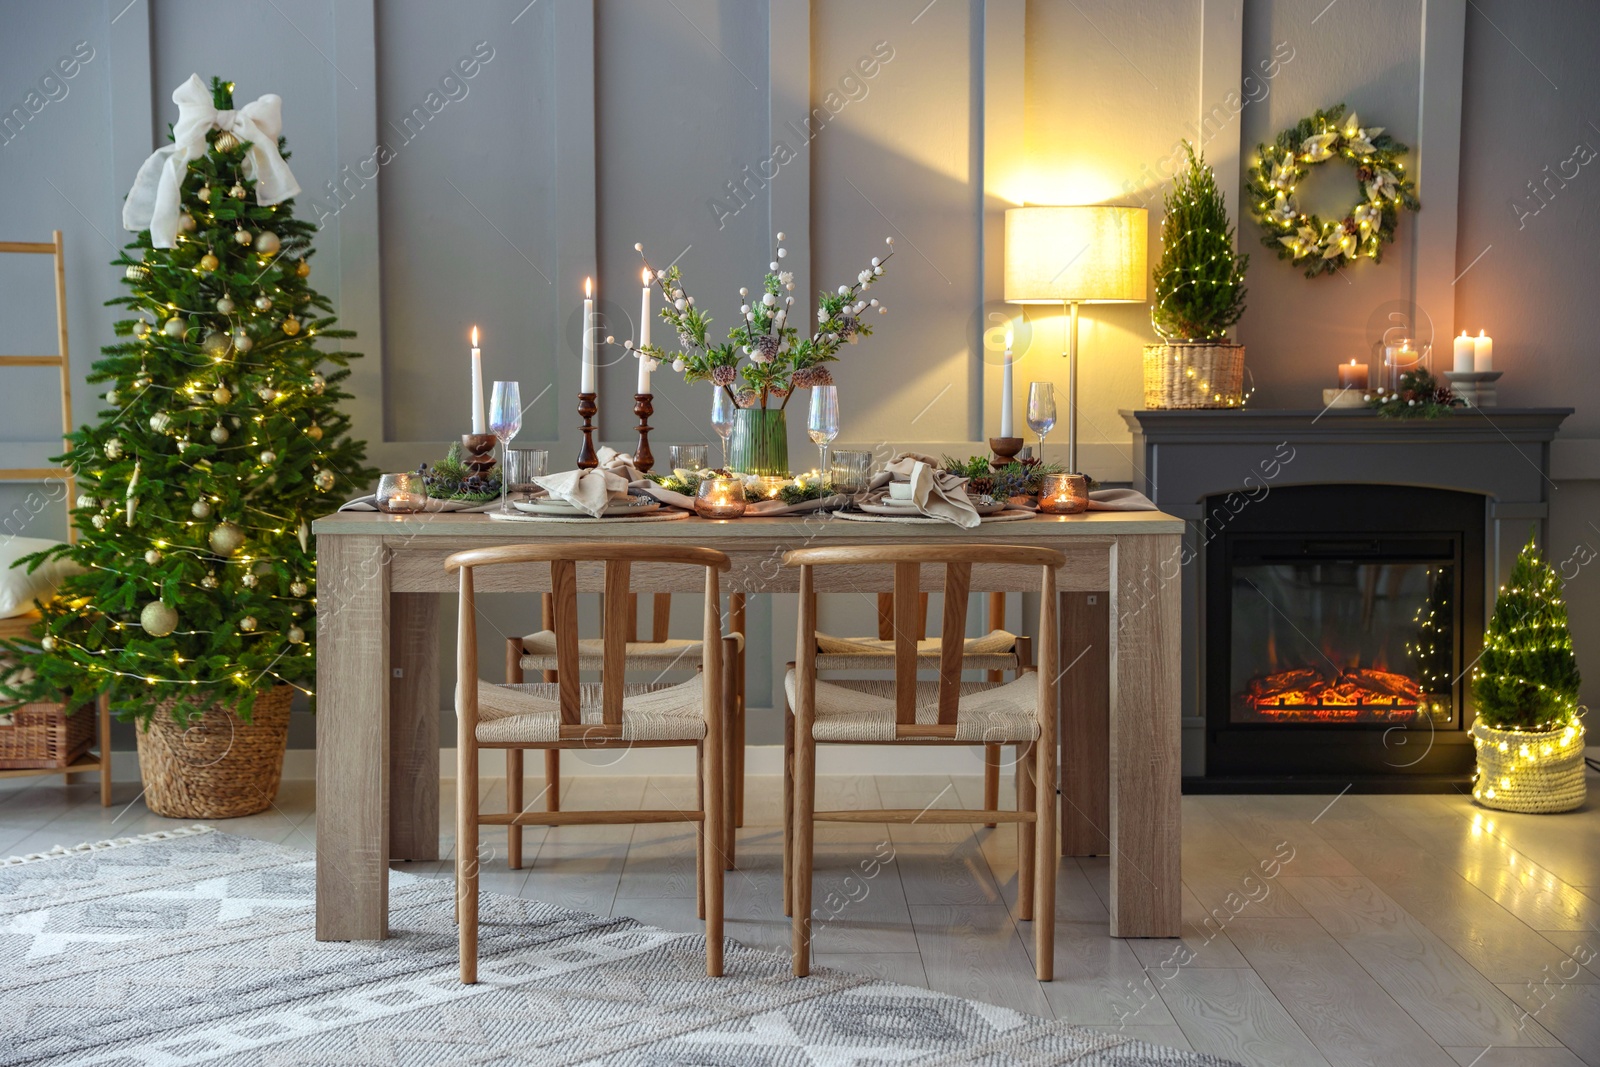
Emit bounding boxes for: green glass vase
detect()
[729,407,789,475]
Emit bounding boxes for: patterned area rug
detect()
[1,828,1238,1066]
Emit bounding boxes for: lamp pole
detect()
[1064,299,1079,474]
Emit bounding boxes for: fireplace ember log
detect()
[1242,665,1424,722]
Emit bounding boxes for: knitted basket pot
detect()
[1142,342,1245,409]
[1470,719,1586,814]
[135,685,293,819]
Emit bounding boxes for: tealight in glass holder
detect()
[375,472,427,513]
[694,476,747,519]
[829,450,874,495]
[1037,472,1089,515]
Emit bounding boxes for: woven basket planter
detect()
[1143,342,1245,408]
[1471,719,1586,814]
[0,701,95,769]
[135,685,293,819]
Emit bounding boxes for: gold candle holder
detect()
[1038,472,1089,514]
[694,476,747,519]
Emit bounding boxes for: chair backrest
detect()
[448,544,731,727]
[785,544,1063,726]
[0,230,76,542]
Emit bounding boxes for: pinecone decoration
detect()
[753,334,781,362]
[711,365,737,387]
[734,388,761,408]
[768,382,792,400]
[791,365,834,388]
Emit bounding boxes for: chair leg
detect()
[791,728,816,977]
[1035,727,1058,982]
[782,706,795,918]
[1017,741,1036,922]
[506,748,524,870]
[458,750,480,984]
[704,697,726,978]
[730,594,746,829]
[545,750,561,812]
[98,693,112,807]
[695,741,706,921]
[721,642,738,870]
[983,744,1001,828]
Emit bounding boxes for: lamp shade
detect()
[1004,206,1148,304]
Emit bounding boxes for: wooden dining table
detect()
[311,507,1184,941]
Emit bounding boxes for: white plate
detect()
[514,496,661,517]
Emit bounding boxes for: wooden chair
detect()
[505,591,746,866]
[448,543,733,981]
[812,591,1031,826]
[783,544,1063,980]
[0,231,110,806]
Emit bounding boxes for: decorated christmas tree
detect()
[1473,535,1581,731]
[1150,142,1248,341]
[2,76,373,724]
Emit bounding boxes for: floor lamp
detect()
[1003,206,1147,474]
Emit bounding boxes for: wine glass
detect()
[807,384,840,478]
[489,380,523,513]
[710,388,735,469]
[1026,382,1056,462]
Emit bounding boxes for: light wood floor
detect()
[4,771,1599,1067]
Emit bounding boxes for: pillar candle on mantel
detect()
[1337,359,1368,390]
[581,277,595,393]
[638,268,652,393]
[1474,330,1493,372]
[1453,330,1476,373]
[999,326,1015,437]
[469,326,485,433]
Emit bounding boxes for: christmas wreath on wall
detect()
[1246,103,1420,278]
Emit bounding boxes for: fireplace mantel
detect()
[1119,407,1572,785]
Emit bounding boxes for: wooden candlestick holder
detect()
[633,393,655,473]
[460,433,497,476]
[576,392,599,469]
[988,436,1024,469]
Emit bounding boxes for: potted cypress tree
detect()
[1471,535,1585,813]
[1144,142,1250,408]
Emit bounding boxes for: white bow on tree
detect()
[122,74,301,248]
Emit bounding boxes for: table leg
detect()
[1109,535,1182,938]
[316,534,391,941]
[1060,591,1109,856]
[390,592,440,862]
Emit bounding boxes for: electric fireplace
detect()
[1204,484,1484,787]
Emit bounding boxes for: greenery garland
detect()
[1366,367,1463,418]
[1246,103,1419,278]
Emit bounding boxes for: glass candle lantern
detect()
[830,449,874,494]
[1037,472,1089,514]
[669,443,710,472]
[694,476,747,519]
[375,472,427,513]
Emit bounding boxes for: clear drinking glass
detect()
[668,443,710,472]
[829,449,873,495]
[502,447,548,502]
[1026,382,1056,461]
[488,380,523,513]
[710,388,735,469]
[807,384,840,477]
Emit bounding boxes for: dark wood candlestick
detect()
[461,433,497,476]
[633,393,655,473]
[988,436,1024,469]
[576,392,599,469]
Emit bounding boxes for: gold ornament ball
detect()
[241,572,258,588]
[239,615,258,633]
[233,329,253,353]
[201,572,218,589]
[125,264,149,282]
[254,295,273,311]
[105,389,118,405]
[40,635,55,652]
[140,600,178,638]
[259,450,276,464]
[289,580,308,597]
[234,227,253,246]
[132,375,152,390]
[202,331,231,358]
[163,316,187,338]
[191,499,212,519]
[199,253,220,272]
[213,384,232,404]
[132,321,150,339]
[287,625,306,645]
[197,185,212,203]
[295,259,311,278]
[209,521,245,555]
[213,130,239,153]
[305,423,322,441]
[216,296,235,314]
[104,439,123,459]
[145,549,162,565]
[308,372,326,394]
[229,183,246,199]
[314,469,335,491]
[254,231,280,255]
[210,423,230,444]
[280,315,300,336]
[177,213,196,233]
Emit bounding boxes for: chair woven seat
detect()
[813,628,1019,671]
[518,630,744,671]
[783,670,1041,743]
[476,678,709,743]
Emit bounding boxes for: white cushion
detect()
[784,670,1042,743]
[0,537,81,619]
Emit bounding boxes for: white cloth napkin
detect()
[874,452,980,528]
[533,446,640,517]
[122,75,301,248]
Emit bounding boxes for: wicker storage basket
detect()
[1471,719,1586,814]
[135,685,293,819]
[0,701,95,769]
[1143,342,1245,408]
